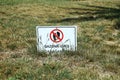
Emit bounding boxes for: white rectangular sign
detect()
[36,26,77,52]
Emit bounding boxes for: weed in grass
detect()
[114,18,120,30]
[10,53,22,58]
[13,71,35,80]
[63,50,79,56]
[8,77,16,80]
[115,58,120,66]
[0,41,3,52]
[27,43,48,57]
[75,69,99,80]
[58,69,73,80]
[116,32,120,38]
[104,63,120,74]
[95,26,105,33]
[37,62,73,80]
[6,42,17,50]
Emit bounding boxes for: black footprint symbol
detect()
[53,32,60,41]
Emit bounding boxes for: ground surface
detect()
[0,0,120,80]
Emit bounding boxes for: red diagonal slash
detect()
[50,28,64,43]
[52,31,61,41]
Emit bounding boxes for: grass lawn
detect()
[0,0,120,80]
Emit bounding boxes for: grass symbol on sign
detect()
[50,28,64,43]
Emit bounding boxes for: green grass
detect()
[0,0,120,80]
[0,0,70,6]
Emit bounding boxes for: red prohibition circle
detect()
[50,29,64,43]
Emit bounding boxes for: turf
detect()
[0,0,120,80]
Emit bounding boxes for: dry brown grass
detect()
[0,0,120,79]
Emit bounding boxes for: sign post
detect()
[36,26,77,52]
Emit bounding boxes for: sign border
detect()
[36,26,77,51]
